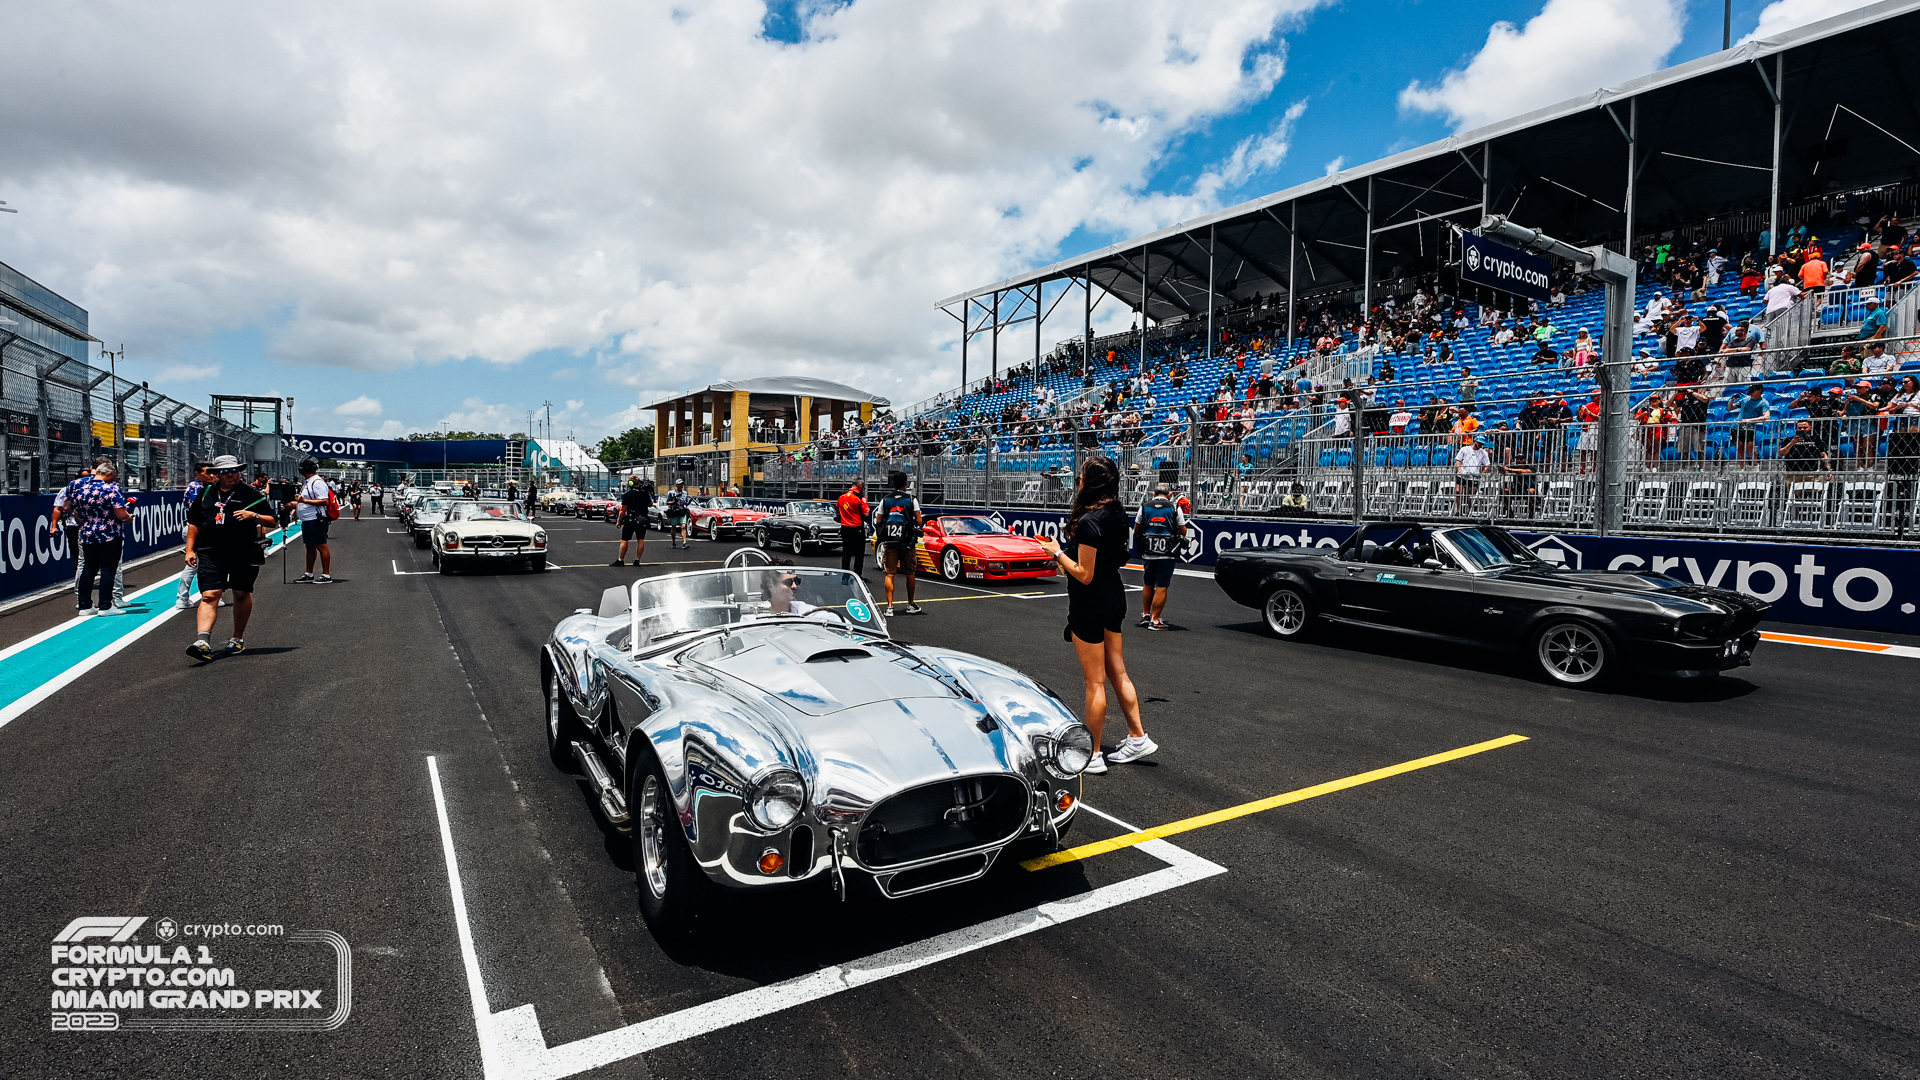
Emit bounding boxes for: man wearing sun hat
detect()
[182,455,274,660]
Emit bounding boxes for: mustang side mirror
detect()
[1421,558,1445,571]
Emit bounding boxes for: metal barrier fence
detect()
[1,334,264,493]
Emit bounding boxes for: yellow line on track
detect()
[1022,733,1530,871]
[897,592,1048,604]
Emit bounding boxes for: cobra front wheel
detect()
[631,749,715,937]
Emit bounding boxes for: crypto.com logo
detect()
[1465,245,1481,272]
[53,918,147,943]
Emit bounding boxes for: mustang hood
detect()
[1494,567,1762,609]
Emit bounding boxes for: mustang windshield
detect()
[630,567,886,649]
[940,517,1008,536]
[453,501,526,521]
[1441,527,1542,571]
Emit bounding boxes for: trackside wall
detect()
[0,492,191,605]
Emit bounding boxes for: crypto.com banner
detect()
[0,492,192,605]
[920,505,1920,635]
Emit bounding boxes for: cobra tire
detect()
[1531,618,1614,687]
[1261,584,1315,640]
[630,746,715,936]
[940,546,963,582]
[544,666,587,769]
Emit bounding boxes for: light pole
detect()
[1476,215,1637,536]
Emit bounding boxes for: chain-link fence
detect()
[1,334,266,493]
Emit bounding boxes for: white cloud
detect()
[0,0,1325,412]
[1741,0,1872,43]
[155,363,221,382]
[1194,99,1307,201]
[332,394,382,416]
[1399,0,1684,132]
[1323,156,1346,176]
[338,418,408,439]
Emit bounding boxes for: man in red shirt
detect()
[835,481,870,577]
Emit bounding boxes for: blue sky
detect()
[16,0,1822,444]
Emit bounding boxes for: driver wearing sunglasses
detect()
[766,572,819,617]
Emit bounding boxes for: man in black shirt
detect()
[1674,386,1710,461]
[1781,421,1832,477]
[1698,306,1729,354]
[1882,248,1917,286]
[612,477,651,566]
[1792,385,1843,449]
[183,454,274,660]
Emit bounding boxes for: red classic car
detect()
[915,515,1058,582]
[690,497,771,539]
[574,497,616,520]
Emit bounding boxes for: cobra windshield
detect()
[629,567,887,649]
[1440,527,1542,571]
[939,517,1008,536]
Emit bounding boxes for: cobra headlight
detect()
[747,770,806,830]
[1039,723,1094,778]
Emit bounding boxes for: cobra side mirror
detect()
[1422,559,1444,571]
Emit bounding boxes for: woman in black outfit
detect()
[1036,457,1155,774]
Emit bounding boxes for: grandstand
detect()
[763,0,1920,541]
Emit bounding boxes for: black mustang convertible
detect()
[1214,521,1766,686]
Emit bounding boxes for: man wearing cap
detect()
[1859,293,1889,341]
[1844,380,1882,463]
[288,459,333,583]
[183,455,273,659]
[1793,384,1844,450]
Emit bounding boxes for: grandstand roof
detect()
[939,0,1920,322]
[645,376,889,408]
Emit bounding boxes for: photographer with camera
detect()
[183,455,273,659]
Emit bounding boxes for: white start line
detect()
[426,756,1224,1080]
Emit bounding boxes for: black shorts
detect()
[1066,588,1125,644]
[621,520,647,540]
[196,550,261,594]
[1141,560,1175,589]
[300,517,331,546]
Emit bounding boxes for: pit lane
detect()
[1,511,1916,1079]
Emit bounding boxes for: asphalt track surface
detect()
[2,511,1917,1079]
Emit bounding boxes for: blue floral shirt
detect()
[65,477,128,545]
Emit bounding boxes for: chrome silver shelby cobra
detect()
[540,556,1091,935]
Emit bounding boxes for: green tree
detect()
[595,426,655,462]
[403,430,508,441]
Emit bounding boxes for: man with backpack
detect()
[611,476,652,566]
[872,471,923,617]
[1134,483,1187,631]
[288,459,335,583]
[664,482,692,549]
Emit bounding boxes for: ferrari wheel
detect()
[544,666,587,769]
[631,749,714,936]
[940,547,963,582]
[1532,619,1613,687]
[1261,585,1314,640]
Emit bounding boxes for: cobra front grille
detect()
[857,776,1027,869]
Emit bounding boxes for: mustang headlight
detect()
[1039,724,1094,778]
[747,771,806,830]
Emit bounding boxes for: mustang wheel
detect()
[631,751,714,936]
[413,532,429,549]
[1261,585,1314,640]
[544,667,587,769]
[1532,619,1613,686]
[940,547,963,582]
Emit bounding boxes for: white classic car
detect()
[431,500,549,573]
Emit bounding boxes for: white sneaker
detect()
[315,574,333,583]
[1082,753,1108,775]
[1106,735,1158,765]
[94,607,127,617]
[884,605,896,617]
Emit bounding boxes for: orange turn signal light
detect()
[758,850,785,875]
[1055,791,1075,812]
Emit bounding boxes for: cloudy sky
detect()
[0,0,1871,444]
